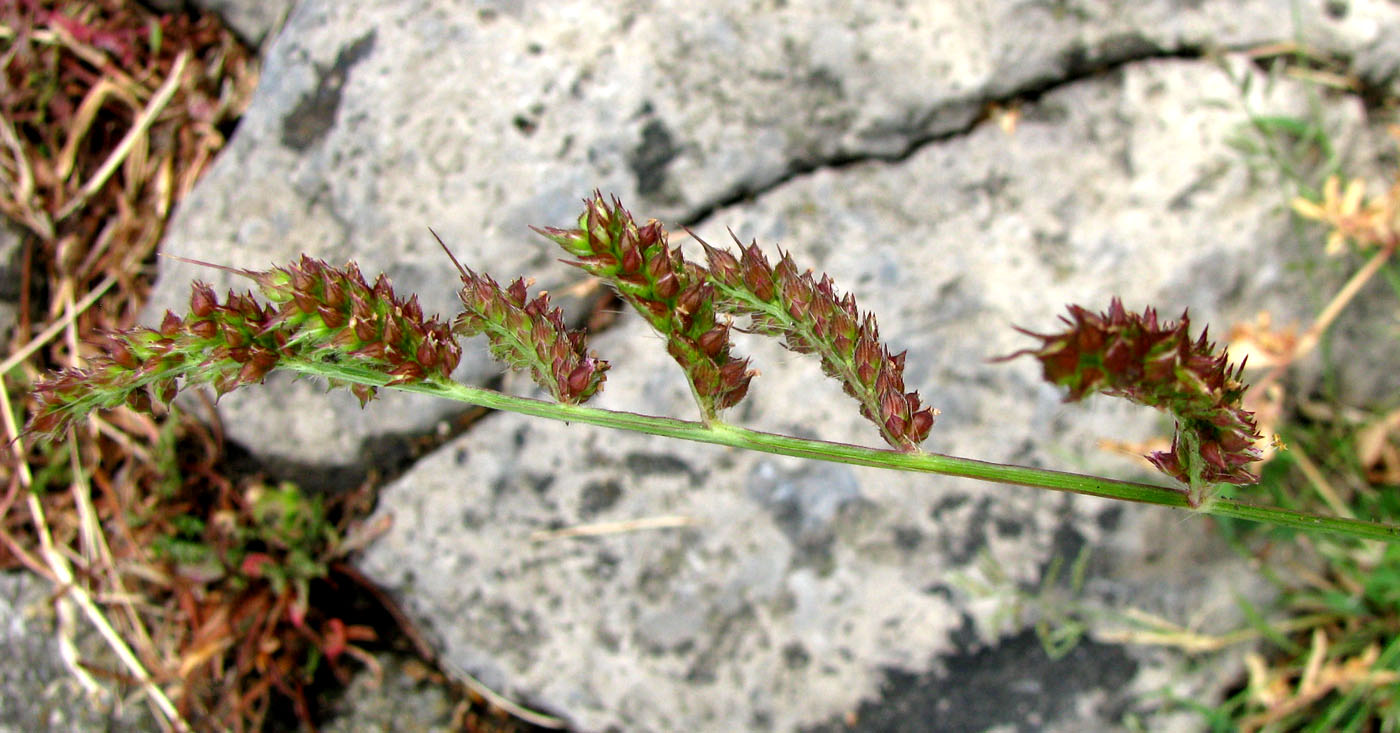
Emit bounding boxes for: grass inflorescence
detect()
[437,231,608,405]
[7,11,1400,729]
[1005,299,1262,506]
[30,254,462,437]
[535,194,754,419]
[24,192,1400,550]
[701,235,936,450]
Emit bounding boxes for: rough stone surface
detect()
[355,55,1376,731]
[129,0,1400,730]
[0,572,155,732]
[320,651,457,733]
[193,0,294,46]
[145,0,294,47]
[0,221,23,354]
[144,0,1398,476]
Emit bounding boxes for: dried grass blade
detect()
[529,514,698,541]
[0,274,117,377]
[55,78,132,182]
[441,658,567,730]
[26,491,190,731]
[0,113,54,239]
[56,51,189,223]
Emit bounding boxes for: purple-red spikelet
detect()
[435,232,608,404]
[1005,298,1262,495]
[230,256,461,394]
[27,257,462,439]
[703,237,936,451]
[534,193,753,419]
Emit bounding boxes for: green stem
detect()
[284,359,1400,544]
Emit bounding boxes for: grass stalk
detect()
[283,359,1400,544]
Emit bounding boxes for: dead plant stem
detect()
[56,52,188,223]
[1253,241,1396,397]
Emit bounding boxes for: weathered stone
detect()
[194,0,294,46]
[144,0,1398,476]
[145,0,294,47]
[130,0,1400,729]
[354,56,1371,731]
[320,651,457,733]
[0,572,155,732]
[0,221,23,354]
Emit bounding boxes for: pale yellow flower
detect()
[1291,175,1385,255]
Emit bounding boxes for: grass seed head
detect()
[440,229,609,404]
[1006,298,1262,489]
[28,257,463,436]
[535,193,753,418]
[702,237,935,450]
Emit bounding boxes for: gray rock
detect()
[1320,0,1400,95]
[320,651,457,733]
[354,56,1366,732]
[0,572,155,732]
[145,0,294,47]
[194,0,294,46]
[144,0,1399,477]
[131,0,1400,729]
[0,220,23,354]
